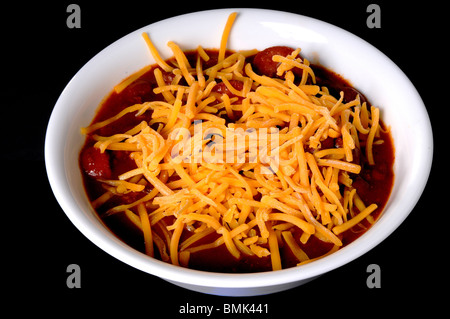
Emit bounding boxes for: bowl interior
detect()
[45,8,433,293]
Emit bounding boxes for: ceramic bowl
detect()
[45,8,433,296]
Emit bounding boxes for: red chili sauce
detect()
[79,47,395,273]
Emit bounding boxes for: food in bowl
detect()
[78,12,394,273]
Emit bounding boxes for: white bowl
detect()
[45,8,433,296]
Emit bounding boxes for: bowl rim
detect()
[45,7,433,290]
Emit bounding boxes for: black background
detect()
[3,1,444,316]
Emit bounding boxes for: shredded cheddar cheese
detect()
[81,12,391,271]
